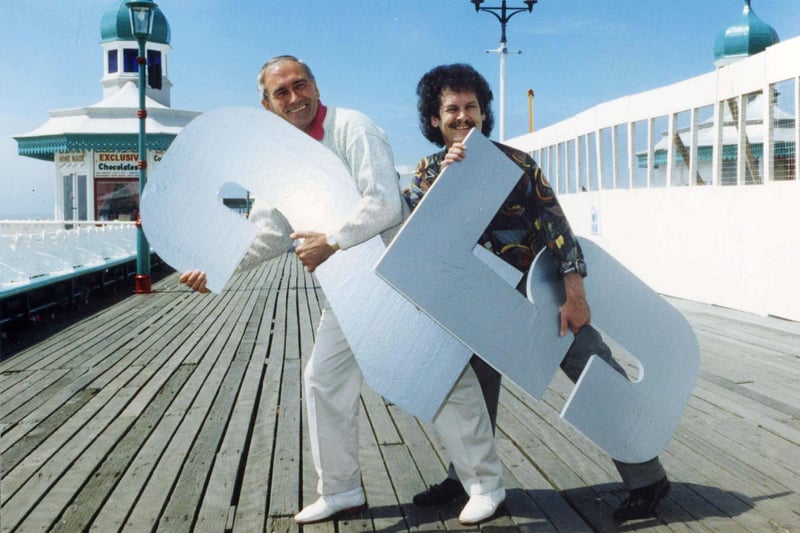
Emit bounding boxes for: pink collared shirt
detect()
[307,102,328,141]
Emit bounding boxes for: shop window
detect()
[96,179,138,221]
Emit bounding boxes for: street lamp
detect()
[470,0,537,141]
[127,0,157,293]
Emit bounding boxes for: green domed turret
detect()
[100,0,170,44]
[714,0,778,67]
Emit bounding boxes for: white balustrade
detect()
[0,221,138,290]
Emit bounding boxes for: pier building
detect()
[13,0,200,224]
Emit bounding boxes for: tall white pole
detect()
[499,42,507,141]
[473,0,533,142]
[487,41,519,142]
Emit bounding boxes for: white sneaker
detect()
[458,487,505,525]
[294,487,366,524]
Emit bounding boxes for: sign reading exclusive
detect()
[95,152,139,178]
[94,151,165,178]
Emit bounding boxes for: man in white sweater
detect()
[180,56,504,525]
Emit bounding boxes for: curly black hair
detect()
[416,63,494,147]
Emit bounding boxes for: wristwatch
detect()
[326,235,340,251]
[560,259,587,277]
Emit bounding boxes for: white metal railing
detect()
[0,220,134,236]
[0,222,137,289]
[507,36,800,194]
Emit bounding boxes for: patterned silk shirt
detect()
[403,142,585,285]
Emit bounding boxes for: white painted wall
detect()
[559,184,800,322]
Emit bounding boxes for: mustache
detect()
[449,119,477,129]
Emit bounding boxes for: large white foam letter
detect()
[141,107,471,421]
[376,130,700,462]
[375,132,570,398]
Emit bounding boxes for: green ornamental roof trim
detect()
[100,0,171,45]
[17,134,176,161]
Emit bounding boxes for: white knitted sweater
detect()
[237,107,404,272]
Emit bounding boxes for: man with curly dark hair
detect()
[406,63,671,524]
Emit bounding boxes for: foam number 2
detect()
[141,107,471,422]
[376,130,700,462]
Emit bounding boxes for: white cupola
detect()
[99,0,173,106]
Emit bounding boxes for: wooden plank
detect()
[0,289,152,374]
[0,367,72,419]
[118,273,261,531]
[691,380,800,450]
[380,442,447,531]
[0,365,141,531]
[266,357,303,528]
[681,394,799,483]
[88,276,255,531]
[660,440,776,532]
[672,425,800,528]
[194,263,281,531]
[498,382,615,491]
[0,374,95,470]
[387,404,448,491]
[231,320,283,532]
[493,438,570,532]
[231,258,286,532]
[35,271,261,531]
[156,269,268,531]
[494,391,623,530]
[267,258,303,519]
[0,288,215,455]
[0,271,223,448]
[268,350,304,517]
[356,403,405,531]
[3,263,800,532]
[361,385,402,446]
[48,363,196,533]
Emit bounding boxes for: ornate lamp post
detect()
[470,0,537,141]
[127,0,157,293]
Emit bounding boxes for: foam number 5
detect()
[141,107,471,421]
[529,238,700,462]
[376,130,700,462]
[376,130,571,399]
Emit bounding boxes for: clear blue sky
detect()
[1,0,798,218]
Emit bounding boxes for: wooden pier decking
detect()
[1,254,799,532]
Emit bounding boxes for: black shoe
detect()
[413,478,467,506]
[613,477,671,523]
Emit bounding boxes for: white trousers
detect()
[304,305,364,495]
[304,304,503,497]
[432,363,504,496]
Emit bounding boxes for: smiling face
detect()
[260,59,320,133]
[431,88,486,148]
